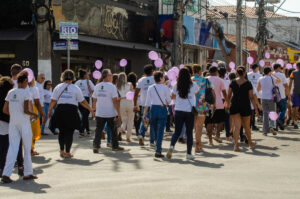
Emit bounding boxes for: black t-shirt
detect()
[229,80,253,116]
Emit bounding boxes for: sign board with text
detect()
[53,41,79,50]
[59,22,78,39]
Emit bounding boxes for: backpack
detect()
[205,78,215,104]
[270,76,281,103]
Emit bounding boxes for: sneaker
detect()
[252,126,260,131]
[294,124,299,129]
[150,143,156,148]
[166,148,173,159]
[112,146,124,151]
[1,176,13,183]
[186,154,195,160]
[107,143,112,147]
[93,148,100,153]
[155,153,164,158]
[139,137,144,146]
[270,128,277,135]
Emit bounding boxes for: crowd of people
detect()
[0,61,299,183]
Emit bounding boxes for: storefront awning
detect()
[78,35,164,52]
[0,30,33,41]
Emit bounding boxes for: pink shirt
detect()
[208,76,225,109]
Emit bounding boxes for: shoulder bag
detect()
[270,76,281,103]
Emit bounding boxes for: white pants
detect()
[120,104,134,139]
[3,123,33,177]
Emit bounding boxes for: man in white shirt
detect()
[10,64,22,88]
[134,64,155,146]
[247,64,262,131]
[274,64,289,130]
[92,69,124,152]
[75,69,95,137]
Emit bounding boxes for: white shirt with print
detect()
[75,79,95,97]
[136,76,155,106]
[145,84,171,107]
[51,83,84,106]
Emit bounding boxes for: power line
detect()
[272,4,300,14]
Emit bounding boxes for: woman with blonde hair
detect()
[117,72,134,142]
[28,77,45,156]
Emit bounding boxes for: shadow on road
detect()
[273,136,300,142]
[32,156,52,164]
[166,158,224,168]
[200,151,237,159]
[1,180,50,194]
[56,158,103,166]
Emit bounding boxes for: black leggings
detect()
[58,128,74,153]
[0,135,23,170]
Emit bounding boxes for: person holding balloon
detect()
[117,72,134,142]
[75,69,95,137]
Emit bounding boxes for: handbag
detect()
[154,86,169,115]
[270,76,281,103]
[48,84,69,132]
[204,79,215,104]
[187,98,198,116]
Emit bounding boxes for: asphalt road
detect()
[1,121,300,199]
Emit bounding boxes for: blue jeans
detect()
[150,105,167,153]
[180,124,186,138]
[104,122,112,144]
[41,103,50,134]
[170,111,194,155]
[139,107,150,138]
[277,98,287,124]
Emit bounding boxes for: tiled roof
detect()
[208,6,285,19]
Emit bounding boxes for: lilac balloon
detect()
[259,60,265,67]
[229,61,235,69]
[179,64,184,69]
[93,71,102,79]
[23,68,34,83]
[95,60,103,69]
[247,57,254,65]
[154,58,163,68]
[120,59,127,67]
[148,51,159,61]
[269,111,279,121]
[286,63,292,69]
[265,52,270,59]
[231,68,236,73]
[212,62,218,67]
[125,91,134,100]
[276,59,284,67]
[293,63,297,69]
[167,70,176,81]
[171,67,179,75]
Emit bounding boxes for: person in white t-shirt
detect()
[117,72,134,142]
[36,74,45,130]
[257,67,281,136]
[166,68,199,160]
[41,80,53,135]
[133,64,155,146]
[10,64,22,89]
[92,69,124,153]
[143,71,171,158]
[48,70,94,158]
[1,71,38,183]
[247,64,262,131]
[75,69,95,137]
[274,64,289,130]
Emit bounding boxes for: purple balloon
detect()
[125,91,134,100]
[93,71,102,79]
[120,59,127,67]
[293,63,297,69]
[167,70,176,81]
[247,57,254,65]
[259,60,265,67]
[154,58,163,68]
[23,68,34,83]
[171,67,179,75]
[95,60,103,69]
[148,51,159,61]
[276,59,284,67]
[212,62,218,67]
[231,68,236,72]
[229,61,235,69]
[179,64,184,69]
[265,52,270,59]
[269,111,279,121]
[286,63,292,69]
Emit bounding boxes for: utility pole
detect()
[236,0,243,66]
[257,0,266,64]
[173,0,184,66]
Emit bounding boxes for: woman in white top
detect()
[257,66,281,136]
[143,71,171,158]
[41,80,53,135]
[2,71,38,183]
[166,68,199,160]
[48,70,94,158]
[117,72,134,142]
[28,78,45,156]
[75,69,95,137]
